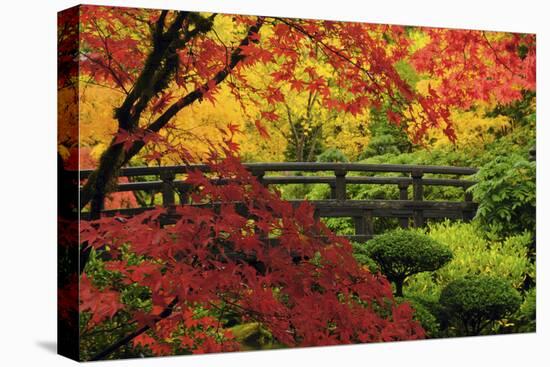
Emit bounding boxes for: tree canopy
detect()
[58,5,535,212]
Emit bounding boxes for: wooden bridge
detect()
[80,162,478,241]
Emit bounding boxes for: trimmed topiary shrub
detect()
[439,275,522,336]
[316,148,349,163]
[364,229,453,296]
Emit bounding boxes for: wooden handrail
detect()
[79,162,477,178]
[79,162,478,233]
[97,176,476,193]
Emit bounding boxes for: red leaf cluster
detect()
[80,152,424,355]
[80,274,124,328]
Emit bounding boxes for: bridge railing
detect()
[80,162,478,241]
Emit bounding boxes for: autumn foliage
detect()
[56,4,536,360]
[81,139,424,355]
[62,6,536,169]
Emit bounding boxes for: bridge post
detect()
[354,210,374,240]
[462,187,475,221]
[160,170,176,210]
[364,210,374,236]
[398,182,409,228]
[313,208,320,221]
[411,170,424,228]
[329,183,336,199]
[251,169,266,186]
[334,169,347,200]
[176,183,191,206]
[353,216,365,236]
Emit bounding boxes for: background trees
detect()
[62,6,535,214]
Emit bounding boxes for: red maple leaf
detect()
[80,274,124,328]
[254,120,270,139]
[260,110,279,122]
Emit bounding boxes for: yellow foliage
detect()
[78,52,371,165]
[156,84,287,163]
[244,60,371,161]
[78,82,287,164]
[79,84,121,158]
[79,67,506,164]
[58,85,79,158]
[407,29,431,52]
[323,117,370,160]
[426,104,510,148]
[405,77,510,148]
[415,78,441,96]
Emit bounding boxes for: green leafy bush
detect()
[355,147,475,212]
[316,147,349,162]
[80,248,153,360]
[277,182,313,200]
[405,221,534,298]
[513,288,536,333]
[362,229,453,296]
[439,275,522,336]
[470,154,535,237]
[351,242,379,273]
[396,297,440,338]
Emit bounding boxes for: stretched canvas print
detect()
[57,4,536,361]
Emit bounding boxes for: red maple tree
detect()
[81,138,425,356]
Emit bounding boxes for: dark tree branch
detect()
[154,10,168,43]
[80,11,190,212]
[116,11,189,130]
[89,297,179,361]
[274,17,411,112]
[285,104,300,145]
[80,16,263,218]
[306,125,323,162]
[121,17,265,165]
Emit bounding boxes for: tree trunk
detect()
[81,143,125,217]
[79,18,264,215]
[395,279,404,297]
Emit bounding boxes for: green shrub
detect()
[359,106,411,159]
[322,218,355,236]
[316,148,349,162]
[514,288,536,333]
[439,275,521,336]
[277,182,312,200]
[470,154,535,237]
[363,229,453,296]
[405,221,534,298]
[229,323,282,351]
[80,248,153,360]
[396,297,440,338]
[356,148,477,209]
[351,242,379,273]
